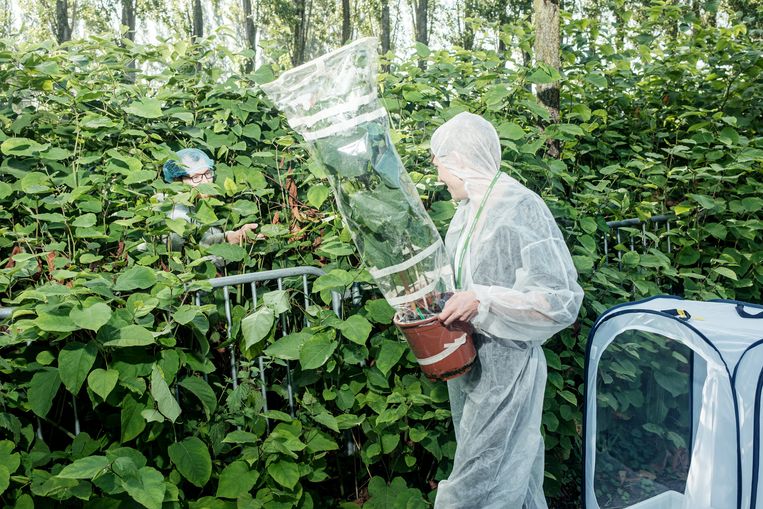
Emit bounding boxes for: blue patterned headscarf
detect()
[162,148,214,183]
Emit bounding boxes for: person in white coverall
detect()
[430,112,584,509]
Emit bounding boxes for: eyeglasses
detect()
[188,170,214,183]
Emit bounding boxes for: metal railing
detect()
[198,267,342,422]
[0,266,343,437]
[602,215,673,270]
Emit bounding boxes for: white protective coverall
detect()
[431,112,584,509]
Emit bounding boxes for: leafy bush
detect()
[0,4,761,507]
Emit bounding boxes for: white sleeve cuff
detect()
[471,284,492,327]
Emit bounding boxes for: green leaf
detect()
[263,290,290,314]
[87,368,119,400]
[712,267,738,281]
[267,460,300,489]
[121,466,166,509]
[264,332,310,360]
[718,126,739,146]
[299,333,337,370]
[121,394,147,442]
[242,124,261,140]
[58,341,97,394]
[206,243,246,262]
[35,309,78,332]
[313,412,339,432]
[414,42,431,58]
[222,430,259,444]
[178,377,217,419]
[168,437,212,488]
[216,461,258,499]
[70,302,112,332]
[585,73,608,88]
[241,307,274,350]
[28,368,61,417]
[497,122,526,140]
[307,184,330,208]
[1,137,48,156]
[103,325,155,347]
[0,466,8,496]
[123,99,163,119]
[375,340,407,375]
[223,430,260,444]
[72,213,97,227]
[305,429,339,453]
[364,299,395,324]
[558,390,577,405]
[150,364,181,423]
[312,269,353,292]
[172,305,200,325]
[114,266,157,291]
[338,315,372,345]
[58,456,111,479]
[0,441,20,475]
[527,66,561,84]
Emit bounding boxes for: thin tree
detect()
[411,0,428,46]
[533,0,561,158]
[121,0,136,41]
[462,0,475,50]
[192,0,203,40]
[342,0,351,43]
[292,0,310,65]
[55,0,73,43]
[242,0,257,71]
[380,0,391,54]
[120,0,137,79]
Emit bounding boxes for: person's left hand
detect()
[439,290,480,325]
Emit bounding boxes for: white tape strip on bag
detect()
[416,334,467,366]
[302,107,387,141]
[369,241,442,280]
[289,93,378,129]
[385,280,439,307]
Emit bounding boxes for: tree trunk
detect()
[380,0,390,54]
[412,0,428,69]
[533,0,561,158]
[55,0,72,43]
[242,0,257,71]
[462,0,475,50]
[412,0,428,46]
[121,0,136,41]
[341,0,351,43]
[292,0,307,65]
[192,0,203,40]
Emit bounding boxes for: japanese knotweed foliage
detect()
[0,4,761,507]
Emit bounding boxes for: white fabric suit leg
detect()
[435,335,549,509]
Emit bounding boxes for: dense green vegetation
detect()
[0,5,761,508]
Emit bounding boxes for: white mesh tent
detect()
[584,296,763,509]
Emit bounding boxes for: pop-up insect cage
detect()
[585,294,763,509]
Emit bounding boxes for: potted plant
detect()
[261,38,475,381]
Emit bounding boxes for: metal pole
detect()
[223,286,238,389]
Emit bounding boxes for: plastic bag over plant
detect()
[261,37,454,321]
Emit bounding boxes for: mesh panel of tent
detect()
[584,296,763,509]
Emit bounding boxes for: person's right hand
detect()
[226,223,263,244]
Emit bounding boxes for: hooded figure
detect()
[140,149,260,260]
[430,112,584,509]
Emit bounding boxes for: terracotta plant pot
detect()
[394,316,477,381]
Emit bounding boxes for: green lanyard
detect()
[454,172,502,289]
